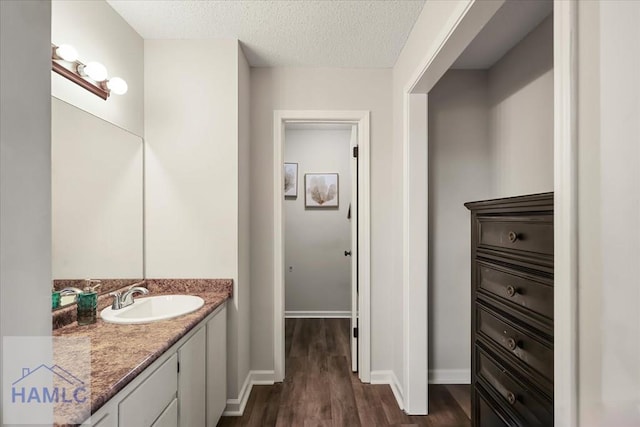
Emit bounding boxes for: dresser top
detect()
[464,192,554,212]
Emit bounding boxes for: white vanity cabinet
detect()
[206,304,227,426]
[119,354,178,426]
[152,398,178,427]
[83,399,117,427]
[83,302,227,427]
[178,327,206,426]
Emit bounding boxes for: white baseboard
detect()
[223,370,276,416]
[428,369,471,384]
[222,368,468,416]
[370,370,405,410]
[284,310,351,318]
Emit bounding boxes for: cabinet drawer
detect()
[477,216,553,257]
[477,261,553,322]
[119,354,177,426]
[152,398,177,427]
[477,346,552,427]
[477,304,553,386]
[474,384,517,427]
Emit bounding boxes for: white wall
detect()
[427,70,492,376]
[51,98,143,279]
[144,40,238,279]
[488,14,554,197]
[237,43,252,406]
[52,0,144,136]
[284,128,353,313]
[144,39,250,401]
[398,4,554,387]
[578,2,640,426]
[392,0,471,391]
[0,0,52,413]
[250,68,393,372]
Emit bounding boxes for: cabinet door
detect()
[82,399,117,427]
[152,398,178,427]
[119,354,177,426]
[206,304,227,426]
[178,327,206,427]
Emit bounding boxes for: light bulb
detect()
[107,77,128,95]
[55,44,78,62]
[82,62,108,82]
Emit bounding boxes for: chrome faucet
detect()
[110,284,149,310]
[60,287,83,302]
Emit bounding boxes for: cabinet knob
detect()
[507,337,518,351]
[507,231,518,243]
[344,250,352,257]
[506,285,517,297]
[507,391,517,405]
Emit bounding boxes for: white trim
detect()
[428,369,471,385]
[402,93,429,415]
[349,125,359,373]
[400,0,504,415]
[248,370,276,384]
[223,371,252,416]
[222,370,276,416]
[401,0,579,422]
[404,0,504,94]
[404,0,475,94]
[553,1,579,426]
[273,110,371,384]
[370,370,405,411]
[284,310,352,319]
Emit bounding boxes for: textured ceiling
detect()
[106,0,425,68]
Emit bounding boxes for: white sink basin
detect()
[100,295,205,324]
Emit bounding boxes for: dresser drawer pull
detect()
[506,391,517,405]
[507,231,518,243]
[505,285,517,297]
[507,338,519,351]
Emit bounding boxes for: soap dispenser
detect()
[52,289,61,309]
[77,279,101,326]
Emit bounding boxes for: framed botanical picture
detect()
[305,173,339,208]
[284,163,298,197]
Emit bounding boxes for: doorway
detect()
[283,123,358,371]
[273,110,371,384]
[401,0,576,421]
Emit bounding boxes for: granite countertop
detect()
[51,279,233,426]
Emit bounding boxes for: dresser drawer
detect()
[477,261,553,322]
[474,384,518,427]
[477,346,552,427]
[476,215,553,257]
[477,304,553,386]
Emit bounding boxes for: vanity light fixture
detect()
[55,44,79,62]
[51,43,128,100]
[78,61,108,82]
[106,77,128,96]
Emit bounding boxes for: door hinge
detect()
[177,362,180,373]
[352,146,359,158]
[353,327,358,338]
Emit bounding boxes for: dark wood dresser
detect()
[465,193,554,427]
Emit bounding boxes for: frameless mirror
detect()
[51,97,143,309]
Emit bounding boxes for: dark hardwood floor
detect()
[218,318,470,427]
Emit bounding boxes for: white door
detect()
[350,125,359,372]
[178,328,206,427]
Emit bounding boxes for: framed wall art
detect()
[305,173,339,208]
[284,163,298,197]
